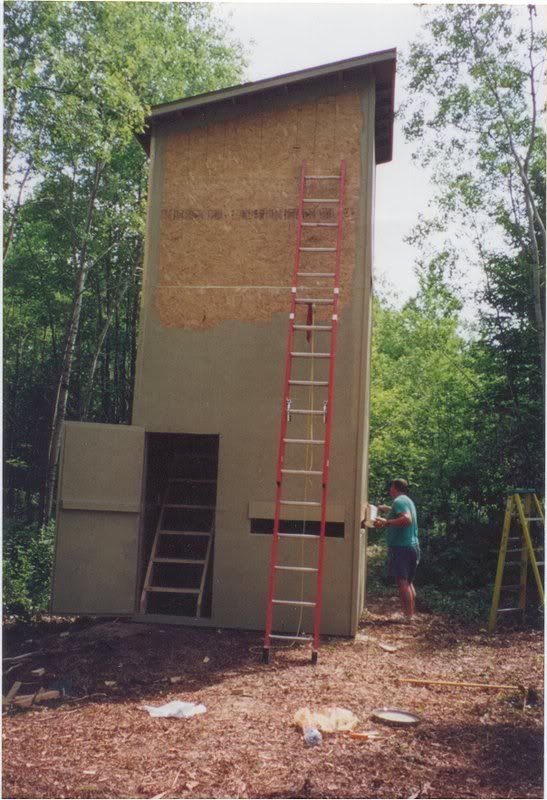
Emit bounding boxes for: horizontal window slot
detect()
[250,518,344,538]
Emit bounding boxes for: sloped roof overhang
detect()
[138,48,396,164]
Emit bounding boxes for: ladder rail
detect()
[140,487,170,613]
[488,492,545,632]
[312,160,346,656]
[196,523,214,618]
[533,493,545,523]
[518,494,531,610]
[264,161,307,650]
[263,160,346,662]
[515,494,544,605]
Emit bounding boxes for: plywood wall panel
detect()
[154,287,289,329]
[156,89,364,329]
[205,121,227,174]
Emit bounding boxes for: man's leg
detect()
[396,578,414,620]
[409,582,416,617]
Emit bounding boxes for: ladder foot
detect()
[311,650,318,665]
[262,647,270,664]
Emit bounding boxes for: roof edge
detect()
[147,48,396,122]
[137,48,396,164]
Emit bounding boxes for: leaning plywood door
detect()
[51,422,145,614]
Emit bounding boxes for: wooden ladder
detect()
[140,477,215,617]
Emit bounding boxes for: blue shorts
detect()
[386,544,420,582]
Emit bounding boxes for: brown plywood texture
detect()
[157,91,363,329]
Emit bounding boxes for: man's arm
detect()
[374,512,412,529]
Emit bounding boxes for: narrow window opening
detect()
[250,518,344,538]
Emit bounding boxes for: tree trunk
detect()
[523,190,545,385]
[4,162,33,259]
[41,160,104,526]
[81,259,140,421]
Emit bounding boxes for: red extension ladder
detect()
[262,160,347,664]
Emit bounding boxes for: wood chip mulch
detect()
[2,597,543,799]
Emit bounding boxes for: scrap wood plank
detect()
[13,690,61,707]
[3,681,22,705]
[3,651,39,663]
[400,678,523,692]
[3,684,61,708]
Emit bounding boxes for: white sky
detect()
[216,2,436,303]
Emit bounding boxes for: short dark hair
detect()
[391,478,409,493]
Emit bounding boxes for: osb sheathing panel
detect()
[156,91,363,329]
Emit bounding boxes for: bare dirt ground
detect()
[2,597,543,800]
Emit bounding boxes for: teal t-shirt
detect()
[386,494,419,548]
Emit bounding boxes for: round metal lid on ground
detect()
[370,708,421,727]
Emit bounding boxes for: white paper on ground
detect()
[140,700,207,718]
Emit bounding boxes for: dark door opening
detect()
[140,433,219,618]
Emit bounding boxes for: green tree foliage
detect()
[400,4,544,496]
[369,268,509,620]
[370,261,481,523]
[366,5,545,618]
[4,1,246,527]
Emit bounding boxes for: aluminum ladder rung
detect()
[284,438,325,445]
[280,500,321,507]
[303,198,339,203]
[501,585,521,591]
[275,565,318,573]
[269,634,312,641]
[497,607,523,613]
[297,272,335,278]
[153,557,206,564]
[301,222,338,227]
[295,298,334,305]
[145,586,200,594]
[305,175,340,180]
[278,532,318,539]
[526,517,543,522]
[536,561,545,566]
[291,352,330,358]
[272,599,316,607]
[287,409,324,416]
[299,247,336,252]
[159,530,211,537]
[505,562,522,568]
[288,380,328,387]
[281,469,322,475]
[293,325,332,331]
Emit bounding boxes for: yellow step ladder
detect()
[488,489,544,632]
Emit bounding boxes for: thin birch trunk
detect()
[81,256,140,421]
[4,162,33,259]
[41,159,104,526]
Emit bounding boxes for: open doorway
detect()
[139,433,219,618]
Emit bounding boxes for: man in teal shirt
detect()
[374,478,419,622]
